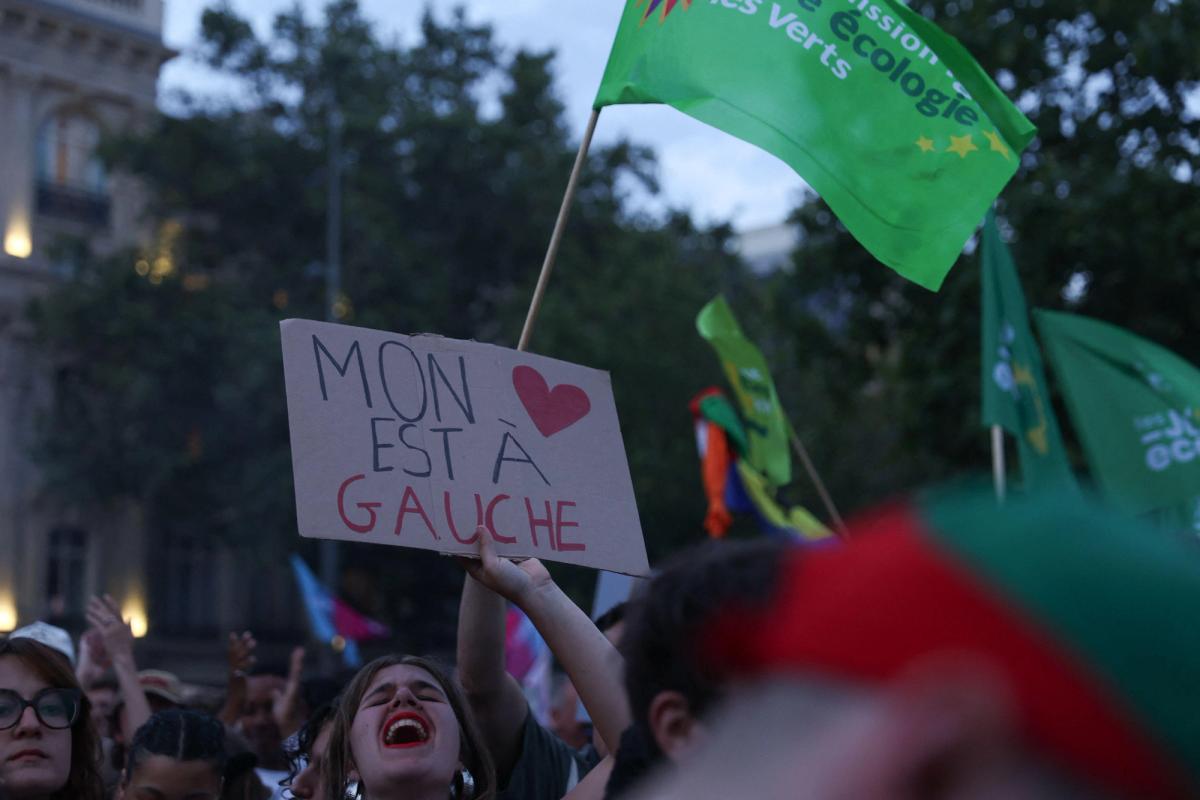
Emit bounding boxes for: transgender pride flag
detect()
[290,555,390,668]
[506,605,552,725]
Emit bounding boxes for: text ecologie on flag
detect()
[602,0,1036,287]
[708,0,983,126]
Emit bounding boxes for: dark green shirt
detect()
[499,709,599,800]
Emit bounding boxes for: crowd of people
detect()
[2,487,1200,799]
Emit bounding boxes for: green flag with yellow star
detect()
[595,0,1036,290]
[980,211,1077,493]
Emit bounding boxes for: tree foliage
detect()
[33,0,1199,644]
[31,1,740,644]
[766,0,1200,511]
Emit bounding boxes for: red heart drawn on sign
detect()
[512,365,591,437]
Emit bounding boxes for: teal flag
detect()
[696,296,791,487]
[595,0,1036,290]
[1150,498,1200,538]
[1036,310,1200,514]
[979,211,1076,492]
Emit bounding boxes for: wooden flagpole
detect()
[517,108,602,352]
[991,424,1007,503]
[786,422,848,538]
[516,109,849,540]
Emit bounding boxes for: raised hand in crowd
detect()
[216,629,294,790]
[455,546,535,789]
[271,646,306,740]
[217,631,256,726]
[74,627,109,687]
[460,528,555,603]
[85,593,151,741]
[462,529,629,753]
[75,627,119,738]
[457,527,630,800]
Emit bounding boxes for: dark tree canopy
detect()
[31,1,744,644]
[30,0,1200,644]
[765,0,1200,511]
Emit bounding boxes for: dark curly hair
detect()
[124,709,226,784]
[284,700,337,789]
[0,636,104,800]
[606,538,791,798]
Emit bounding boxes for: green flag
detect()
[1150,497,1200,538]
[595,0,1036,290]
[696,296,791,486]
[979,211,1076,492]
[1036,310,1200,514]
[696,390,750,455]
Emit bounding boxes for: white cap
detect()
[9,621,76,665]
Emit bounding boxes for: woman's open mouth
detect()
[381,711,431,748]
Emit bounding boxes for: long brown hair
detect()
[0,636,105,800]
[323,654,495,800]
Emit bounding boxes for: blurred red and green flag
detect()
[704,487,1200,799]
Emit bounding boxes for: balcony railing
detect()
[57,0,162,37]
[36,181,110,227]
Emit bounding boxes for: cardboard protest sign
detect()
[280,319,650,575]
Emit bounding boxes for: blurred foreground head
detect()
[633,489,1200,800]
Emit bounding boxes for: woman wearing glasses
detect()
[0,636,104,799]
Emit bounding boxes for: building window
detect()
[245,560,304,638]
[154,533,219,634]
[35,111,110,225]
[37,112,105,192]
[81,0,145,10]
[45,527,88,620]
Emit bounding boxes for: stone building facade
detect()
[0,0,302,679]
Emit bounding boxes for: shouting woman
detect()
[323,655,495,800]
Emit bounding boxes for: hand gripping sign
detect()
[280,320,650,576]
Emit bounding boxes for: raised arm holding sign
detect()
[456,530,630,800]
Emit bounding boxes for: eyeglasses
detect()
[0,688,82,730]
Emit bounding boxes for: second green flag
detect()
[1037,311,1200,514]
[980,211,1076,493]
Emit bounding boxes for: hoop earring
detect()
[452,767,476,800]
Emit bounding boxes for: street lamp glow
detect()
[122,596,149,638]
[0,593,17,632]
[3,226,31,259]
